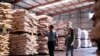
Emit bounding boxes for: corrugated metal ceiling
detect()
[12,0,94,16]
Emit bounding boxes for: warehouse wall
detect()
[53,8,93,30]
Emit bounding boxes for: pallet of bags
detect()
[54,22,68,51]
[11,9,38,33]
[9,10,39,55]
[0,23,12,56]
[0,2,13,20]
[0,3,13,56]
[38,15,53,24]
[0,2,12,29]
[37,36,48,54]
[56,37,65,50]
[57,37,65,50]
[0,35,9,56]
[37,15,53,54]
[9,33,38,55]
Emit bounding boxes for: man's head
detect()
[49,25,54,31]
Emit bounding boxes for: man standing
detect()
[46,25,58,56]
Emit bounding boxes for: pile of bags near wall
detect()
[37,15,53,54]
[54,22,68,50]
[89,0,100,56]
[9,9,39,55]
[0,2,12,56]
[81,30,92,48]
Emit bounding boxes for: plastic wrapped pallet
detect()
[74,28,82,39]
[81,30,91,48]
[74,39,81,49]
[9,33,38,55]
[81,40,89,48]
[11,9,38,33]
[81,30,89,40]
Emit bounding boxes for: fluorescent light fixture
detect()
[37,0,72,9]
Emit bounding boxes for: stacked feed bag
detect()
[0,2,13,56]
[9,33,38,55]
[56,37,65,50]
[54,22,68,50]
[56,29,66,50]
[0,35,9,56]
[89,0,100,56]
[0,2,12,31]
[0,2,12,20]
[37,15,53,54]
[37,36,48,54]
[11,9,38,33]
[9,9,38,55]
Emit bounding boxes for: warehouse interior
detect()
[0,0,99,56]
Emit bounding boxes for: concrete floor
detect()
[55,47,97,56]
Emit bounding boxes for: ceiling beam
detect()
[49,4,93,16]
[38,0,93,15]
[10,0,21,4]
[26,0,61,10]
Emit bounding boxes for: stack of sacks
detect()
[30,13,39,54]
[37,15,53,31]
[37,36,48,54]
[0,3,13,56]
[89,0,100,56]
[37,15,53,54]
[9,33,38,55]
[0,2,12,30]
[0,2,13,20]
[11,9,38,33]
[9,9,38,55]
[54,22,68,50]
[57,37,65,50]
[0,35,9,56]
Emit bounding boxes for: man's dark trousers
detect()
[48,41,55,56]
